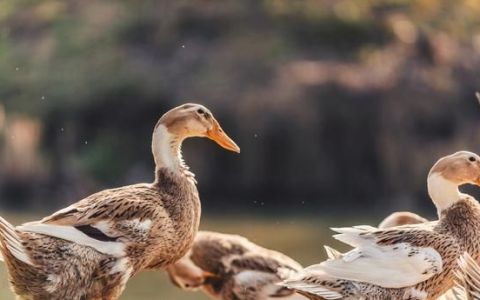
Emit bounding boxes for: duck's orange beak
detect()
[207,120,240,153]
[203,271,221,285]
[202,271,218,279]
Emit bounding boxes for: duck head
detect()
[378,211,428,229]
[166,256,216,291]
[427,151,480,214]
[152,103,240,171]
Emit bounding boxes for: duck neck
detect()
[427,172,461,216]
[152,124,187,176]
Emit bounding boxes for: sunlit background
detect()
[1,0,480,299]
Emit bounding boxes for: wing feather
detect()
[0,216,32,265]
[17,222,125,257]
[18,184,163,256]
[454,252,480,299]
[310,225,444,288]
[324,245,342,260]
[281,278,342,300]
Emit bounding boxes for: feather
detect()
[313,242,442,288]
[0,216,32,265]
[281,278,342,300]
[324,245,342,260]
[75,225,118,242]
[454,252,480,299]
[18,222,125,257]
[311,226,443,288]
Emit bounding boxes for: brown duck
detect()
[281,151,480,300]
[0,103,240,300]
[166,231,307,300]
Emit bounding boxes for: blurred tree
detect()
[0,0,480,215]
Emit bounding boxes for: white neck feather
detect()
[152,125,184,172]
[427,172,461,215]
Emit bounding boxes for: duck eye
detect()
[469,156,476,162]
[197,108,205,115]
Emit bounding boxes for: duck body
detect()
[282,151,480,300]
[376,212,480,300]
[1,169,200,300]
[167,231,307,300]
[42,170,201,272]
[0,103,240,300]
[286,198,480,300]
[286,199,480,299]
[2,229,120,300]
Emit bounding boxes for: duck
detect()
[378,211,429,229]
[0,103,240,300]
[280,151,480,300]
[166,231,307,300]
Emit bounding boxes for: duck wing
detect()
[453,252,480,300]
[305,225,449,289]
[225,253,299,276]
[17,184,167,257]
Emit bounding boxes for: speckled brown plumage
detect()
[167,231,306,300]
[0,163,200,300]
[2,231,123,300]
[443,252,480,300]
[377,212,466,300]
[281,151,480,300]
[0,103,240,300]
[287,200,480,299]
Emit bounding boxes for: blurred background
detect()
[1,0,480,299]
